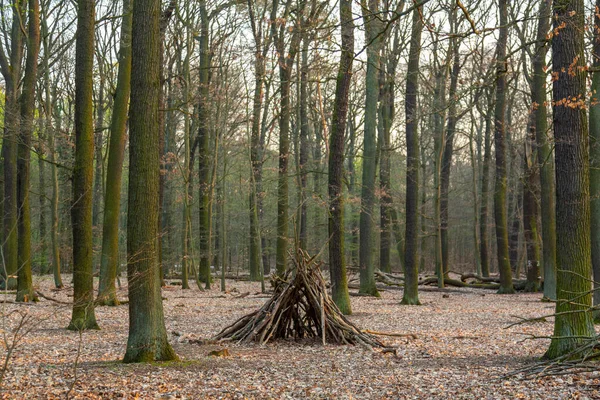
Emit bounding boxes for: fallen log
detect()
[460,273,501,283]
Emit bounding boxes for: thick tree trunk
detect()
[124,0,177,362]
[591,0,600,321]
[402,6,423,305]
[328,0,353,315]
[545,0,595,359]
[493,0,514,294]
[69,0,99,329]
[97,0,132,306]
[1,0,25,291]
[16,0,41,302]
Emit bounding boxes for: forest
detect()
[0,0,599,397]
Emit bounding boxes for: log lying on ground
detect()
[214,250,393,350]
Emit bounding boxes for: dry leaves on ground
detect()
[0,274,598,399]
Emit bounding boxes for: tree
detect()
[545,0,594,359]
[41,0,63,288]
[273,0,305,276]
[533,0,555,301]
[97,0,132,306]
[0,0,26,291]
[197,0,213,287]
[402,4,423,305]
[493,0,514,294]
[69,0,99,330]
[16,0,41,302]
[123,0,177,363]
[589,0,600,320]
[358,0,382,297]
[328,0,354,315]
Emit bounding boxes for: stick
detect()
[362,329,418,339]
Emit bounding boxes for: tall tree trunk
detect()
[358,0,381,297]
[92,72,105,229]
[16,0,40,302]
[440,41,460,278]
[378,29,401,274]
[123,0,177,362]
[298,36,310,251]
[42,6,63,288]
[523,121,540,292]
[157,0,176,285]
[591,0,600,320]
[197,0,212,287]
[247,0,271,281]
[328,0,353,315]
[533,0,556,301]
[1,0,25,291]
[478,90,493,277]
[180,8,193,290]
[432,39,449,288]
[97,0,132,306]
[346,115,359,266]
[493,0,514,294]
[37,114,47,273]
[69,0,99,329]
[545,0,594,359]
[402,5,423,305]
[274,0,303,276]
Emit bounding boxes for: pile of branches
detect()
[214,250,390,349]
[506,336,600,379]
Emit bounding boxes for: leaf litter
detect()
[0,274,598,399]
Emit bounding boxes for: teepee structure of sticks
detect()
[214,249,390,349]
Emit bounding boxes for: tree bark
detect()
[124,0,177,362]
[16,0,41,302]
[591,0,600,321]
[328,0,354,315]
[197,0,212,287]
[402,5,423,305]
[545,0,595,359]
[1,0,25,291]
[533,0,556,301]
[493,0,514,294]
[359,0,382,297]
[97,0,132,306]
[69,0,99,329]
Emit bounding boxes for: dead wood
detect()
[214,249,395,350]
[36,291,71,305]
[363,329,418,339]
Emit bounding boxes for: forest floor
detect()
[0,274,598,399]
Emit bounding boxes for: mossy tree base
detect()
[400,296,421,305]
[496,286,516,295]
[67,316,100,331]
[332,291,352,315]
[16,288,38,303]
[358,286,381,298]
[123,341,178,364]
